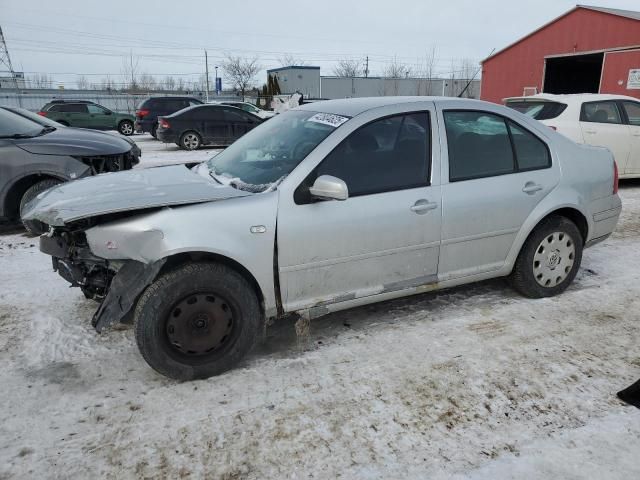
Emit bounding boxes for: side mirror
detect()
[309,175,349,201]
[104,110,112,115]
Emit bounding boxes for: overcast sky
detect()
[1,0,639,89]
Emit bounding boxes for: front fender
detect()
[86,192,279,316]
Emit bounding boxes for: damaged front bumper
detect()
[40,233,164,332]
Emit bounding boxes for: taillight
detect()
[136,109,149,118]
[159,119,170,129]
[37,111,47,116]
[613,160,619,195]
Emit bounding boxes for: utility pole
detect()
[204,50,210,102]
[364,55,369,78]
[0,26,22,106]
[129,50,135,91]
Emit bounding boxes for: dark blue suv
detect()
[135,96,203,138]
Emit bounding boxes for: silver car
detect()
[24,97,621,380]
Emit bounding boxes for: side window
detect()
[314,112,430,197]
[508,121,551,170]
[87,104,107,114]
[224,109,251,123]
[444,111,515,181]
[48,104,62,112]
[622,101,640,127]
[580,101,622,124]
[194,107,223,121]
[67,104,88,113]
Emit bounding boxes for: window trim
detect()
[579,100,623,125]
[618,100,640,127]
[443,109,552,183]
[294,110,433,204]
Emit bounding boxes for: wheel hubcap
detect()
[166,293,234,356]
[533,231,576,287]
[184,134,199,149]
[122,123,133,134]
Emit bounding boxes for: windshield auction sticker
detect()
[308,113,350,128]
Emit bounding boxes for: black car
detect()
[135,96,203,138]
[156,104,262,150]
[0,108,139,234]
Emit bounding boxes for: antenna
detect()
[0,26,22,105]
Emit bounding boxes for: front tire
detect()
[118,119,134,136]
[179,131,201,150]
[510,215,583,298]
[134,262,262,380]
[20,178,62,235]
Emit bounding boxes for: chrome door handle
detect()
[584,129,597,134]
[522,182,543,194]
[410,199,438,214]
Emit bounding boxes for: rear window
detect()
[506,101,567,120]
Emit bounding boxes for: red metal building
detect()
[480,5,640,103]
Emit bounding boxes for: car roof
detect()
[294,96,486,117]
[504,93,640,104]
[46,99,95,104]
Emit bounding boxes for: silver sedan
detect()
[25,96,622,380]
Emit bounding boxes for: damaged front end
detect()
[40,227,164,332]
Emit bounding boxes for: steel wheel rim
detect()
[533,231,575,287]
[165,293,235,356]
[183,134,199,149]
[121,122,133,135]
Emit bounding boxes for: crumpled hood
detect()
[22,164,252,226]
[14,127,133,156]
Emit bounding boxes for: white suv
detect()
[506,94,640,178]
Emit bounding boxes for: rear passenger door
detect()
[54,103,89,126]
[621,100,640,175]
[223,109,259,144]
[200,107,227,145]
[438,108,559,280]
[580,100,631,170]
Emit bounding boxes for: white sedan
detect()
[506,93,640,178]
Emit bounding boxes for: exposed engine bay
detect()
[40,219,165,332]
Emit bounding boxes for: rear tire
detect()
[150,123,158,139]
[118,119,134,136]
[134,262,262,380]
[20,178,62,235]
[509,215,583,298]
[179,131,201,150]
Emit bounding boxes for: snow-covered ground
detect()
[0,135,639,479]
[131,133,223,168]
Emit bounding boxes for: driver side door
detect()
[276,110,442,313]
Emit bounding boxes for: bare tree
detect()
[383,56,412,79]
[28,74,53,89]
[278,53,308,67]
[163,76,176,91]
[176,77,185,92]
[76,75,89,90]
[121,52,141,91]
[100,76,115,91]
[332,59,363,77]
[139,73,157,91]
[221,55,261,97]
[420,46,438,95]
